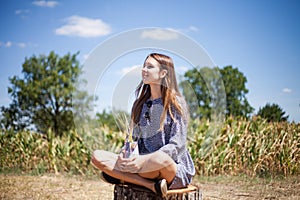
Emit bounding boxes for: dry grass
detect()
[1,174,299,200]
[0,174,113,200]
[195,175,300,200]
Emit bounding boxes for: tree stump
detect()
[113,184,202,200]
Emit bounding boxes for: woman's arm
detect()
[159,114,187,162]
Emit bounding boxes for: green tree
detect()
[95,109,132,133]
[257,103,289,122]
[181,65,253,119]
[220,66,254,117]
[96,109,118,131]
[0,99,28,131]
[1,51,90,137]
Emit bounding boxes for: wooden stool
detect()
[113,184,202,200]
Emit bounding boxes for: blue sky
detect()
[0,0,299,122]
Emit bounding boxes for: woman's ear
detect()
[160,69,168,79]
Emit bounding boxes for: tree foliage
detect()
[257,103,289,122]
[1,51,90,137]
[181,65,253,119]
[220,66,254,117]
[96,109,118,131]
[95,109,132,133]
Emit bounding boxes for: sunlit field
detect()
[1,118,299,199]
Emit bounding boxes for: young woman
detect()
[92,53,195,197]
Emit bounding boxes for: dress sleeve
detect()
[158,109,188,162]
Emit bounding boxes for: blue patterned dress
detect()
[133,97,195,189]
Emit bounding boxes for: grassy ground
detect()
[195,175,300,200]
[0,174,299,200]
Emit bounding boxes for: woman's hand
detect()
[115,153,129,172]
[124,155,147,173]
[115,153,147,173]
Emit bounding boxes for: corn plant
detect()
[188,117,300,177]
[1,117,299,177]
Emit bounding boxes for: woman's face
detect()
[142,56,166,85]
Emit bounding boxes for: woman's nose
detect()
[142,67,147,72]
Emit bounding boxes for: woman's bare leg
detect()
[92,150,157,192]
[137,151,177,184]
[91,150,176,192]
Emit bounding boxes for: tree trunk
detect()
[113,184,202,200]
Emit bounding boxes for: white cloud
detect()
[188,26,199,32]
[282,88,292,93]
[17,43,27,48]
[15,9,31,19]
[15,9,30,15]
[55,15,111,38]
[5,41,12,47]
[0,41,35,48]
[141,29,179,40]
[15,10,22,15]
[0,41,12,47]
[118,65,141,76]
[32,0,59,8]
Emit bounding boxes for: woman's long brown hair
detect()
[131,53,186,130]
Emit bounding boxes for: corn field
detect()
[0,126,124,175]
[0,118,299,177]
[188,117,300,177]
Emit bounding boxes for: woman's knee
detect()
[151,151,174,167]
[92,150,104,160]
[92,150,117,171]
